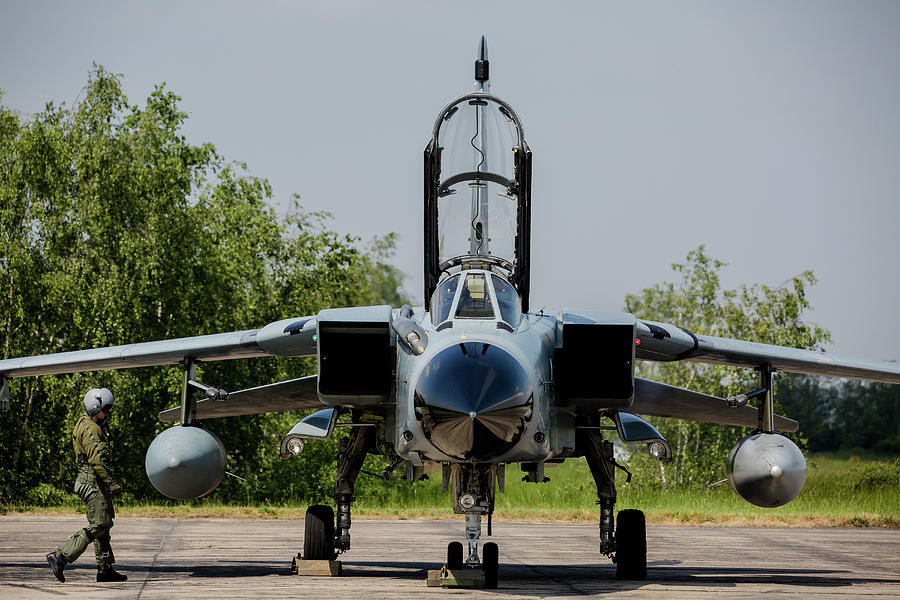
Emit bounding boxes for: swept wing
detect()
[635,319,900,384]
[0,317,317,379]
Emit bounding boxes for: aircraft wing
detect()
[635,319,900,384]
[158,375,322,422]
[630,378,798,431]
[0,317,317,379]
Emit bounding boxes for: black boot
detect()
[46,552,66,583]
[97,565,127,582]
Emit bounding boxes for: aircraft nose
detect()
[414,342,533,461]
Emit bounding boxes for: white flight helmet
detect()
[83,388,115,417]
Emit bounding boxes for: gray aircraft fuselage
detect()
[391,284,557,466]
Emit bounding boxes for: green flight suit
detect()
[56,415,118,567]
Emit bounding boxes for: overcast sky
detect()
[2,1,898,362]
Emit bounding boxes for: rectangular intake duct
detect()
[317,306,394,407]
[554,311,636,409]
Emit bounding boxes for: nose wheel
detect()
[444,538,498,587]
[482,541,499,588]
[431,510,499,588]
[447,541,463,569]
[428,463,502,588]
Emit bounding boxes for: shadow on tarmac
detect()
[12,559,897,593]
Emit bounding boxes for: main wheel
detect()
[483,541,499,588]
[303,504,335,560]
[615,509,647,580]
[447,541,463,569]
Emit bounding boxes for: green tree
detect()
[0,68,405,504]
[624,246,831,488]
[831,380,900,453]
[774,375,841,452]
[758,373,900,454]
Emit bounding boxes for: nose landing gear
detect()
[428,464,500,588]
[430,511,499,588]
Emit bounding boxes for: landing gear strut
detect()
[579,428,647,580]
[301,424,373,562]
[432,463,500,588]
[464,512,483,566]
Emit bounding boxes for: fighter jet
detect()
[2,37,899,587]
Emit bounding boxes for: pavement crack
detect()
[136,519,178,599]
[2,582,67,596]
[507,555,588,599]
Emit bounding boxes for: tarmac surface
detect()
[0,516,898,599]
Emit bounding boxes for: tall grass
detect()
[5,453,897,527]
[352,453,899,526]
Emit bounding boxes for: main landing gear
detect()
[300,426,646,585]
[579,427,647,580]
[301,425,373,563]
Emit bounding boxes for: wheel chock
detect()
[291,554,343,576]
[426,565,486,588]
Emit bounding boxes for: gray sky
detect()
[2,1,898,362]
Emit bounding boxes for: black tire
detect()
[447,541,463,569]
[303,504,335,561]
[615,509,647,580]
[482,541,499,589]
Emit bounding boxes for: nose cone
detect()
[415,342,533,461]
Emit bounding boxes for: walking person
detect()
[46,388,127,583]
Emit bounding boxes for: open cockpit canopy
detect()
[424,92,532,312]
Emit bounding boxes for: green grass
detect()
[352,453,900,526]
[4,453,898,527]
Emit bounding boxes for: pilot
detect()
[46,388,127,583]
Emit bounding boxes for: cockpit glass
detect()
[491,274,520,326]
[436,99,520,264]
[431,274,460,324]
[439,105,518,179]
[455,273,495,319]
[438,184,517,263]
